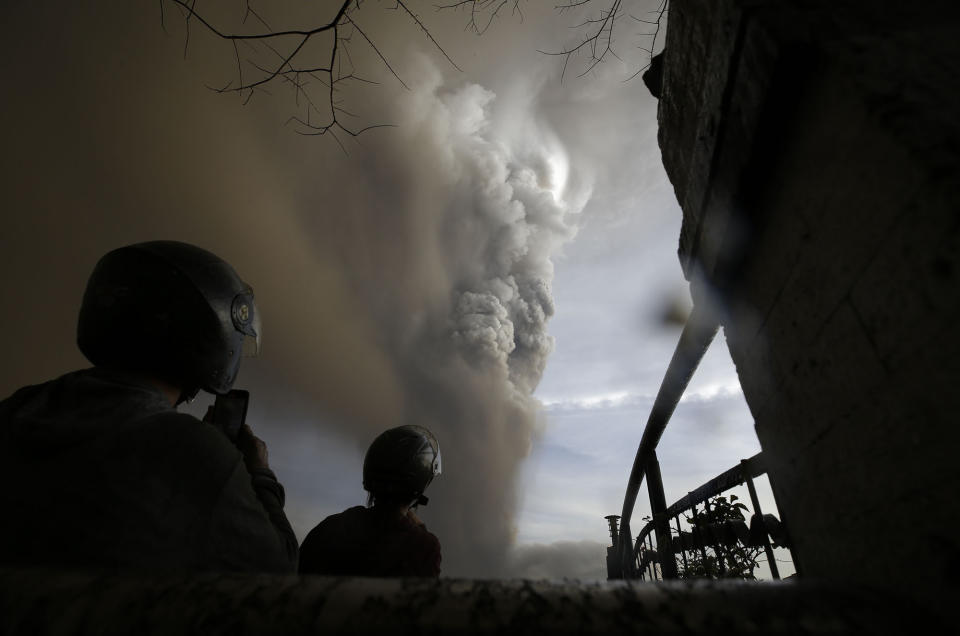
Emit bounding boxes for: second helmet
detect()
[363,425,441,505]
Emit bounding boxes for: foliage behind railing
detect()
[620,453,794,581]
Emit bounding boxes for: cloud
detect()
[540,391,646,411]
[514,382,765,546]
[506,540,608,580]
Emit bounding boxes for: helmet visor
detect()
[242,309,261,357]
[233,289,261,357]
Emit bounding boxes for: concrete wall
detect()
[659,0,960,606]
[0,569,919,634]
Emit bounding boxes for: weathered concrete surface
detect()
[0,569,924,634]
[658,0,959,617]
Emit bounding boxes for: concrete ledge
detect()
[0,569,925,634]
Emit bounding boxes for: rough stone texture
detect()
[659,0,747,277]
[0,569,925,635]
[658,0,960,618]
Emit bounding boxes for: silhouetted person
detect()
[299,425,442,577]
[0,241,297,572]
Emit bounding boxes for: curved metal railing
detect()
[628,453,791,581]
[606,305,796,580]
[612,305,719,578]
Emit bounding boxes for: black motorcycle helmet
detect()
[363,425,441,507]
[77,241,260,398]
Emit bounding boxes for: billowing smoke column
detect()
[442,86,573,393]
[331,69,585,576]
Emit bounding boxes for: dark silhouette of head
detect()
[363,425,441,508]
[77,241,260,401]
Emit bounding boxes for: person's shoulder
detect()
[415,524,441,549]
[321,505,369,527]
[0,369,85,413]
[398,516,441,577]
[3,367,173,431]
[402,514,441,548]
[299,506,370,573]
[304,507,367,539]
[0,382,44,419]
[0,379,47,405]
[339,505,370,520]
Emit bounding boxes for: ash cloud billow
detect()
[317,65,587,575]
[506,541,608,580]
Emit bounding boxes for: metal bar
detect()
[638,535,646,581]
[641,537,649,581]
[663,453,764,519]
[676,516,689,574]
[617,306,720,563]
[742,460,780,580]
[620,521,634,579]
[646,534,658,581]
[631,522,653,581]
[765,485,804,577]
[646,452,678,579]
[622,453,764,566]
[635,522,654,546]
[633,534,641,581]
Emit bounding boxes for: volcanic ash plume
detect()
[429,82,576,389]
[325,69,586,576]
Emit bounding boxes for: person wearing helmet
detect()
[0,241,297,572]
[298,425,442,577]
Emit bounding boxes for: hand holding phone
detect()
[210,390,269,471]
[211,389,249,442]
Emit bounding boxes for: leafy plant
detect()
[676,494,763,580]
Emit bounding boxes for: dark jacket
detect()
[299,506,441,577]
[0,368,297,573]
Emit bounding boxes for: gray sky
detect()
[0,1,791,579]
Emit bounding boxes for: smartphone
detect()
[212,389,249,442]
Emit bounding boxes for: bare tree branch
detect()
[436,0,524,37]
[441,1,668,82]
[625,0,668,80]
[344,14,410,91]
[159,1,668,144]
[395,1,463,71]
[161,0,402,142]
[160,0,471,144]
